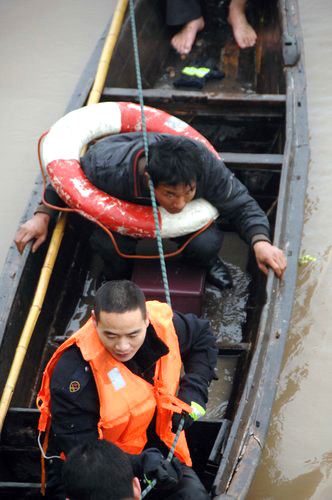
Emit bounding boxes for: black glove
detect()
[141,448,183,491]
[171,402,206,433]
[171,411,194,433]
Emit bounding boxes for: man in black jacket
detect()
[38,280,216,498]
[15,133,286,289]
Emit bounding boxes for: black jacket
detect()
[45,132,270,245]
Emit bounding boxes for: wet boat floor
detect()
[203,232,250,421]
[157,35,257,96]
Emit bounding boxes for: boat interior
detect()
[0,0,286,496]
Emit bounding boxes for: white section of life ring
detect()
[42,102,122,165]
[159,200,218,238]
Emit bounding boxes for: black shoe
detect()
[207,258,233,290]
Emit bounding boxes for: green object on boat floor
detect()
[298,254,317,265]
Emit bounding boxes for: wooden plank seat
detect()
[221,152,283,169]
[101,87,286,118]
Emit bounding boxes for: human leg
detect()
[166,0,205,57]
[175,222,223,267]
[89,227,137,280]
[166,0,202,26]
[228,0,257,48]
[173,222,233,289]
[171,17,205,56]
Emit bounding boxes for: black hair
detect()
[62,440,135,500]
[94,280,146,323]
[146,136,203,187]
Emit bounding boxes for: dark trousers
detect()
[165,0,234,28]
[89,221,224,280]
[147,463,210,499]
[166,0,203,26]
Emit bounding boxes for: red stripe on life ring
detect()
[47,158,160,238]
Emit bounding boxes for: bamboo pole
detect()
[0,215,66,430]
[0,0,129,433]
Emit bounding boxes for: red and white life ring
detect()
[42,102,219,238]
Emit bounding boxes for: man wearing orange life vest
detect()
[37,280,217,499]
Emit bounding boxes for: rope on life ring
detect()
[42,101,219,239]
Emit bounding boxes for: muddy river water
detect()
[0,1,331,498]
[248,1,332,498]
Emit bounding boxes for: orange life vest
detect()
[37,301,192,465]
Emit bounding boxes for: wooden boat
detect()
[0,0,308,498]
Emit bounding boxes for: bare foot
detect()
[171,17,205,57]
[228,3,257,48]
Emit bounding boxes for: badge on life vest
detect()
[69,380,81,393]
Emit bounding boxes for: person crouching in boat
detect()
[37,280,217,499]
[15,133,286,287]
